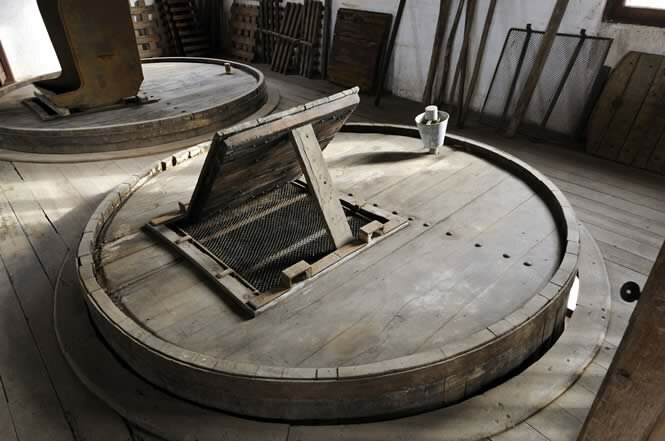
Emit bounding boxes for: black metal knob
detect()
[620,281,641,303]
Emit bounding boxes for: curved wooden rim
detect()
[57,225,607,439]
[77,124,580,420]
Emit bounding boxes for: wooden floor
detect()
[0,66,662,440]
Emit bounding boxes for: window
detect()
[604,0,665,27]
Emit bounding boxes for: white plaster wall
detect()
[0,0,60,81]
[328,0,665,113]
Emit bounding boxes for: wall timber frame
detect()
[0,58,268,154]
[77,124,580,422]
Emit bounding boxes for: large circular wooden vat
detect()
[0,58,268,154]
[77,124,579,422]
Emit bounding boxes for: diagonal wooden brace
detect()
[290,124,354,249]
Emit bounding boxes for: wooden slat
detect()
[290,124,353,248]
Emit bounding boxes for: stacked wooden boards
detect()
[587,51,665,175]
[78,124,579,421]
[230,2,259,62]
[328,8,392,92]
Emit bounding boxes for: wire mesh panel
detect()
[177,183,370,293]
[480,27,612,140]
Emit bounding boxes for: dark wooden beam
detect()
[436,0,465,107]
[422,0,451,105]
[460,0,496,127]
[374,0,407,106]
[505,0,569,137]
[577,240,665,441]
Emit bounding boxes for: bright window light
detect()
[625,0,665,10]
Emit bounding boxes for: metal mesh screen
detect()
[177,183,370,293]
[480,27,612,139]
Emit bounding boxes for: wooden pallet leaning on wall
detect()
[160,0,210,56]
[231,2,259,63]
[131,0,168,58]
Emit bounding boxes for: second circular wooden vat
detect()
[0,58,268,154]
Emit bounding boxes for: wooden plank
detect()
[0,258,72,441]
[437,0,465,105]
[290,124,353,247]
[0,180,68,285]
[454,0,476,127]
[422,0,451,104]
[461,0,496,125]
[506,0,570,137]
[0,377,18,441]
[597,53,661,161]
[374,0,407,106]
[578,242,665,440]
[619,57,665,167]
[0,190,131,441]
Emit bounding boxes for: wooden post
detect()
[577,240,665,441]
[454,0,476,127]
[321,0,332,79]
[422,0,451,105]
[460,0,496,127]
[505,0,569,137]
[290,124,354,248]
[0,40,14,86]
[375,0,407,106]
[436,0,465,106]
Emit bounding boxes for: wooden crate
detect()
[231,2,259,62]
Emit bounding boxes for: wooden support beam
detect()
[290,124,354,248]
[422,0,451,105]
[375,0,407,106]
[505,0,569,137]
[454,0,476,127]
[437,0,465,106]
[460,0,496,127]
[577,240,665,441]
